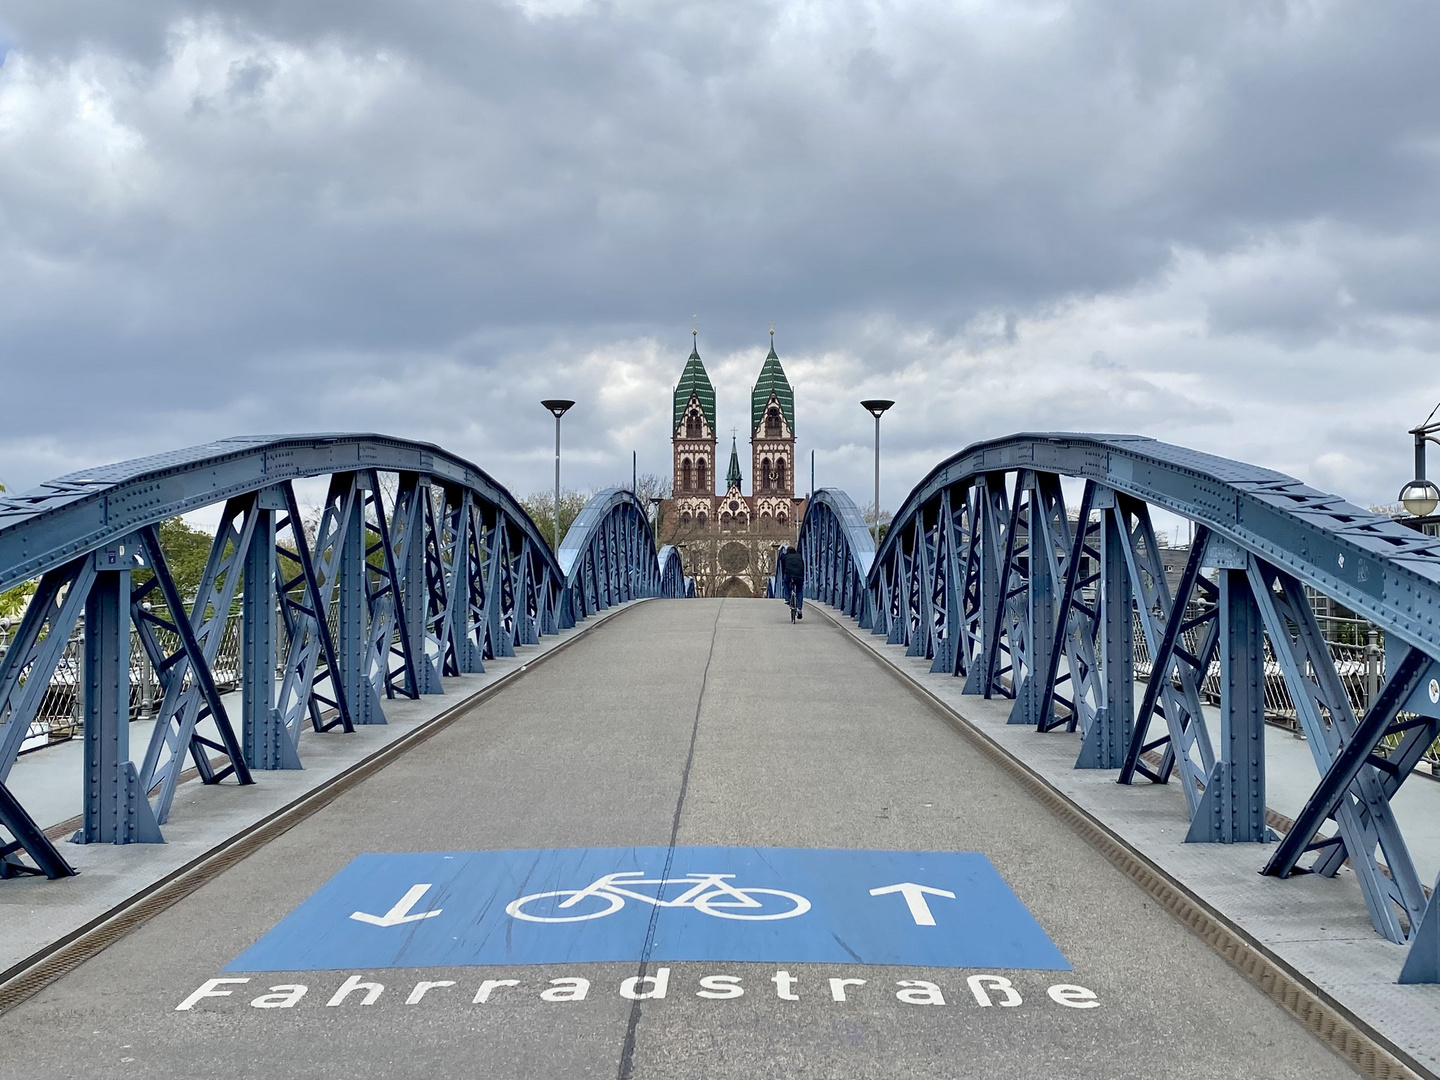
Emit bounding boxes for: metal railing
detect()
[0,606,247,754]
[1127,608,1440,773]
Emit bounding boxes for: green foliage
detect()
[0,517,218,624]
[862,506,893,546]
[136,517,219,602]
[519,489,591,552]
[0,580,34,620]
[0,478,35,619]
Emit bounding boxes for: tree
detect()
[624,473,671,533]
[0,515,218,627]
[144,517,218,601]
[0,480,26,619]
[862,506,893,545]
[519,489,591,552]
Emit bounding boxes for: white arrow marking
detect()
[350,884,443,927]
[868,882,957,926]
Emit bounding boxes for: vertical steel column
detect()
[243,502,295,769]
[338,478,378,723]
[963,475,1006,695]
[79,544,161,844]
[1187,562,1269,842]
[1077,500,1133,768]
[487,516,515,658]
[405,480,443,692]
[1012,477,1055,726]
[451,494,483,672]
[930,489,960,675]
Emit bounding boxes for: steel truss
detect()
[800,432,1440,980]
[795,490,874,625]
[0,437,688,878]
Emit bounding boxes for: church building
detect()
[656,331,806,596]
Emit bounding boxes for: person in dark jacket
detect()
[780,546,805,619]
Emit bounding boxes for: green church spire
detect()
[751,329,795,435]
[672,330,717,434]
[726,435,743,490]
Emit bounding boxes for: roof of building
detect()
[751,333,795,435]
[673,333,717,434]
[726,436,743,489]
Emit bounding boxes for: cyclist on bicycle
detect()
[780,546,805,620]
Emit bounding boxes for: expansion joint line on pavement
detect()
[811,603,1432,1080]
[617,599,725,1080]
[0,600,654,1019]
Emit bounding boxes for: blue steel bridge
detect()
[2,431,1440,1080]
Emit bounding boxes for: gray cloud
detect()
[0,0,1438,513]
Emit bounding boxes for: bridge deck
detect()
[4,599,1361,1079]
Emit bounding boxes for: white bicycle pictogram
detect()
[505,871,812,923]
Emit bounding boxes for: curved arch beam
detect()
[796,488,875,624]
[0,434,560,592]
[0,437,676,879]
[805,431,1440,971]
[558,488,688,623]
[656,545,688,599]
[876,432,1440,656]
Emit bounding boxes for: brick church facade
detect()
[656,331,806,597]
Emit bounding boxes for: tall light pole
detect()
[541,399,576,550]
[860,399,895,544]
[1399,402,1440,519]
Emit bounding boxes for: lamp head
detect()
[1400,479,1440,518]
[860,399,895,418]
[541,399,576,419]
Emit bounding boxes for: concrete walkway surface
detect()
[822,604,1440,1078]
[0,599,1399,1080]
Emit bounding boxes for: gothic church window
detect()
[760,457,772,492]
[765,407,782,437]
[775,459,786,491]
[696,458,707,493]
[686,414,702,439]
[681,459,692,492]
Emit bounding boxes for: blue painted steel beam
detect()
[79,543,162,845]
[132,523,253,822]
[1264,646,1432,874]
[1185,563,1269,843]
[799,430,1440,976]
[0,435,686,876]
[0,434,564,595]
[868,432,1440,663]
[0,779,75,878]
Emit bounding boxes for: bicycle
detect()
[506,871,811,923]
[783,578,803,622]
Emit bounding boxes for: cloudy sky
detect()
[2,0,1438,516]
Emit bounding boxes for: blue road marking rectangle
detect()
[226,847,1069,972]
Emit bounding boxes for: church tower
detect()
[750,330,796,527]
[656,325,806,597]
[671,330,717,527]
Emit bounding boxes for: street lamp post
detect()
[541,399,576,550]
[860,399,895,544]
[1399,403,1440,518]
